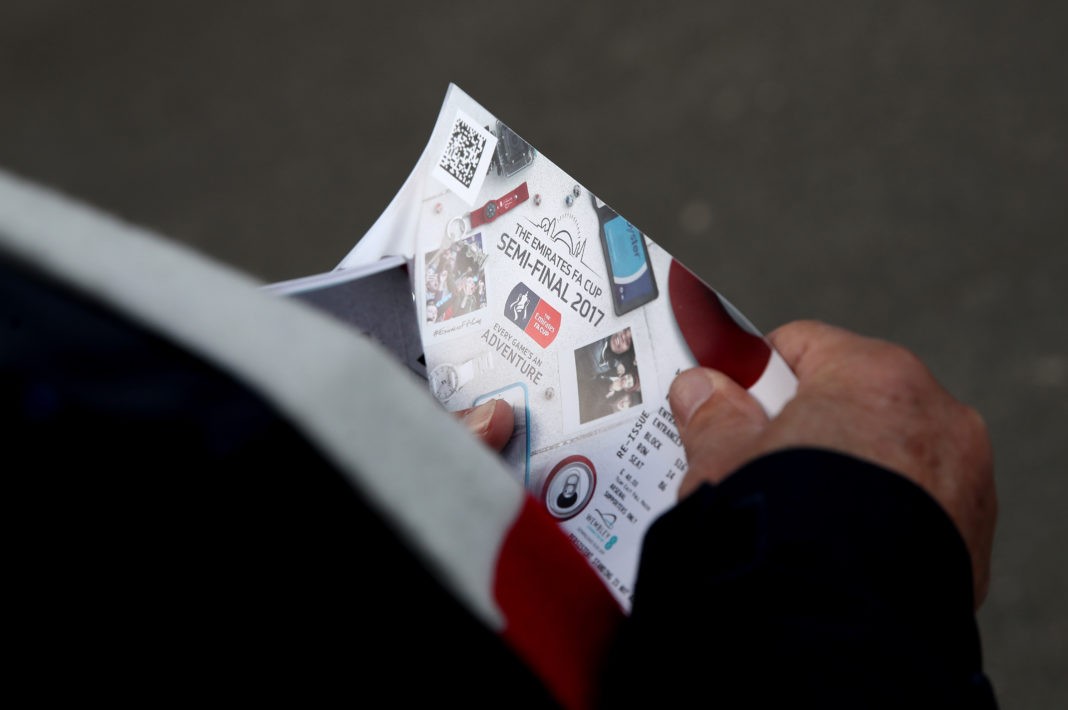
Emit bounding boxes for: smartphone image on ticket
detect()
[593,196,659,315]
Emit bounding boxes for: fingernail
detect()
[670,369,716,428]
[462,400,497,436]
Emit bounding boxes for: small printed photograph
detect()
[573,327,642,424]
[424,232,488,323]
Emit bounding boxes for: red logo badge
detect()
[504,282,560,348]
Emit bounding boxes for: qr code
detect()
[439,115,488,190]
[432,108,496,205]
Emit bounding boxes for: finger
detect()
[456,399,515,453]
[669,368,769,498]
[766,319,861,379]
[768,318,916,378]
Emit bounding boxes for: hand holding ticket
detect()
[337,83,798,609]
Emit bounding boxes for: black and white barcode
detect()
[439,116,487,190]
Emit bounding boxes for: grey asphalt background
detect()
[2,2,1064,705]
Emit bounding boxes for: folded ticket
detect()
[337,84,797,610]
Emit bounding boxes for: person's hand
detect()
[454,399,514,453]
[668,320,997,606]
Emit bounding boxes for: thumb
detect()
[669,368,770,499]
[455,399,515,453]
